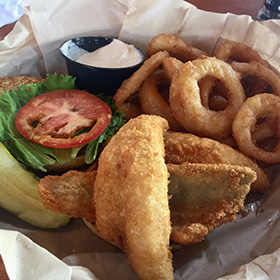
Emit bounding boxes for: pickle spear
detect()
[0,142,70,228]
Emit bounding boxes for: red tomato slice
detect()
[15,89,112,148]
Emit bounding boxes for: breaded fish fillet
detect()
[38,170,96,222]
[168,162,256,245]
[164,131,269,193]
[94,115,173,280]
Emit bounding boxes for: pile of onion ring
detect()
[113,33,280,175]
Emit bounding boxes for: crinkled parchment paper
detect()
[1,0,280,279]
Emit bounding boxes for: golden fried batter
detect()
[38,170,96,222]
[168,162,256,245]
[94,115,173,280]
[164,131,269,193]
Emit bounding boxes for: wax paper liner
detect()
[0,0,280,279]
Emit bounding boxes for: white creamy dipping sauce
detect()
[76,39,143,68]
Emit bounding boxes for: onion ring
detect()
[162,57,183,82]
[252,119,277,153]
[138,71,184,131]
[147,33,207,61]
[216,40,270,97]
[241,75,269,98]
[208,94,228,111]
[218,135,238,148]
[252,119,276,143]
[118,102,142,120]
[215,40,268,67]
[231,61,280,96]
[198,76,216,107]
[113,51,170,107]
[199,77,229,110]
[169,57,245,139]
[232,93,280,163]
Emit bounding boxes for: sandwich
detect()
[0,73,125,228]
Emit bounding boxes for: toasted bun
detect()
[0,76,43,93]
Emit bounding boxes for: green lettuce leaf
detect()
[0,73,125,172]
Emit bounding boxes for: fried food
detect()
[232,93,280,164]
[113,51,170,108]
[38,170,96,222]
[198,76,217,107]
[36,112,260,278]
[162,57,183,82]
[252,118,276,143]
[215,40,270,97]
[164,131,270,193]
[147,33,207,61]
[199,77,229,110]
[0,75,42,93]
[94,115,173,280]
[168,162,256,245]
[138,70,183,131]
[113,35,280,169]
[117,102,142,120]
[231,61,280,96]
[36,33,278,279]
[169,57,245,139]
[215,40,269,67]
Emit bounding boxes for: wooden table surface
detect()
[0,1,266,279]
[186,0,265,19]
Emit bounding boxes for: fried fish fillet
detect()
[94,115,173,280]
[38,170,96,222]
[164,131,269,193]
[168,162,256,245]
[0,75,42,93]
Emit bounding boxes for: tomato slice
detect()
[15,90,112,148]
